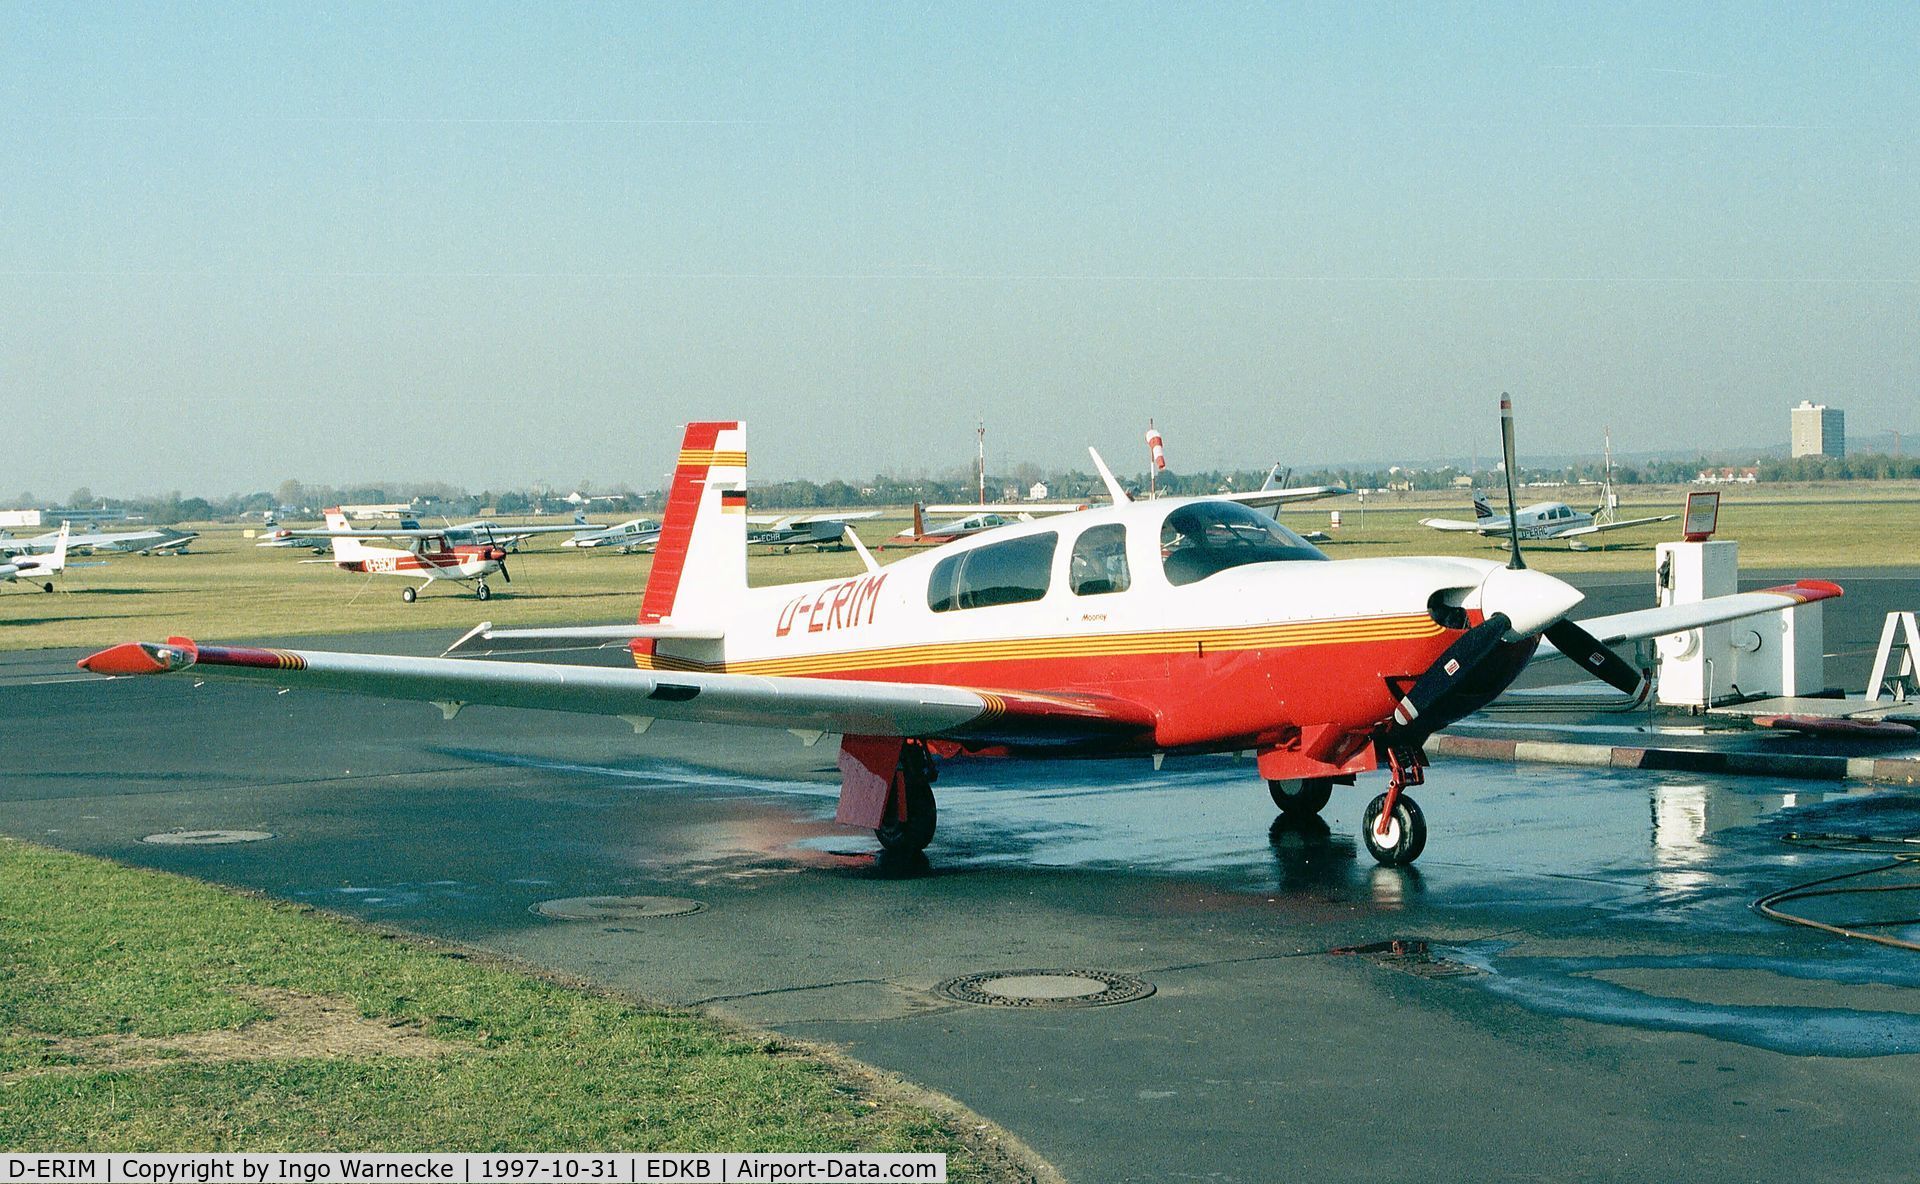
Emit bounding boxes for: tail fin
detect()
[1472,493,1493,520]
[324,508,375,561]
[638,422,748,625]
[48,522,70,573]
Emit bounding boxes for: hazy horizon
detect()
[6,4,1916,497]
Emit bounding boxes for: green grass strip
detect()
[0,839,995,1170]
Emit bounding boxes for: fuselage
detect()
[334,540,502,581]
[639,498,1561,766]
[1481,501,1594,539]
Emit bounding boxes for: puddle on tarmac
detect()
[1446,943,1920,1057]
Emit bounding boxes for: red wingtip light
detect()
[77,638,198,676]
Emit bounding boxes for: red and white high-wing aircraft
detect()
[83,408,1841,866]
[295,509,512,602]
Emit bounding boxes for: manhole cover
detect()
[934,968,1155,1009]
[533,895,705,921]
[141,830,274,846]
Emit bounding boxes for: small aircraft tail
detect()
[638,422,748,625]
[47,523,70,574]
[1472,493,1493,520]
[323,508,376,562]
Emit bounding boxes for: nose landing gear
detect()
[1361,746,1428,866]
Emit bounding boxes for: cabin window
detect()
[928,532,1058,612]
[1160,502,1327,587]
[1070,524,1131,596]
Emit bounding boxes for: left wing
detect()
[1556,513,1680,539]
[1541,580,1843,655]
[77,637,1157,750]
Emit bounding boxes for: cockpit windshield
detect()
[1160,501,1328,586]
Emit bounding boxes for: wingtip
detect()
[78,637,199,676]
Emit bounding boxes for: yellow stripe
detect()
[632,614,1443,676]
[675,449,748,467]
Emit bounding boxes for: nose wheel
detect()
[476,582,491,601]
[1361,747,1428,866]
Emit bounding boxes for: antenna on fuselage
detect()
[1088,447,1131,504]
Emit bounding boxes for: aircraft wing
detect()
[1541,580,1843,655]
[1216,486,1350,508]
[77,638,1157,750]
[1555,513,1680,538]
[1418,517,1499,534]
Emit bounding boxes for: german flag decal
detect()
[720,489,747,514]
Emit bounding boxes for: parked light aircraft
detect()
[1,525,195,556]
[749,512,883,552]
[82,404,1840,867]
[1421,492,1677,548]
[401,513,595,553]
[0,524,69,591]
[293,510,512,601]
[565,517,665,553]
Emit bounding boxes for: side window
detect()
[928,532,1058,612]
[1070,524,1130,596]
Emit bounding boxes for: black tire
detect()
[1360,793,1427,866]
[875,759,937,854]
[401,586,417,603]
[42,582,55,593]
[1268,777,1335,816]
[476,583,491,601]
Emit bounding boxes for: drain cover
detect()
[141,830,274,846]
[935,968,1154,1009]
[533,895,705,921]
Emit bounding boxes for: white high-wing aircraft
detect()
[84,403,1841,868]
[564,517,665,553]
[749,511,883,551]
[0,524,70,591]
[289,510,512,602]
[1421,492,1677,549]
[1,525,196,556]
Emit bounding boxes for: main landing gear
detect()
[1265,748,1429,866]
[1361,747,1427,867]
[401,586,418,603]
[875,742,938,854]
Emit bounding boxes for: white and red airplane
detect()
[1,523,70,592]
[82,407,1841,866]
[296,509,513,602]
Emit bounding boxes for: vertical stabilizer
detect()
[324,508,376,562]
[48,523,70,574]
[1472,493,1494,521]
[639,422,748,625]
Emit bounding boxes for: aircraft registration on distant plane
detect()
[81,398,1841,868]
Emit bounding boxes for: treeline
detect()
[28,453,1920,523]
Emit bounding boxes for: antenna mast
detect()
[976,420,986,506]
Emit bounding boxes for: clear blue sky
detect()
[4,2,1916,496]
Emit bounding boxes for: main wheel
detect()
[875,756,937,854]
[476,582,491,601]
[1361,793,1427,866]
[401,586,417,603]
[41,582,55,593]
[1268,777,1335,817]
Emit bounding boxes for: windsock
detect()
[1146,424,1167,471]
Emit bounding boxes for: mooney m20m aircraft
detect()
[295,510,513,602]
[1421,492,1677,548]
[83,408,1841,867]
[0,524,69,591]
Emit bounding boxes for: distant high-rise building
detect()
[1790,400,1845,458]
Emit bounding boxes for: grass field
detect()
[3,486,1915,653]
[0,837,1026,1170]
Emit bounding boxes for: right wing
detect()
[78,637,1157,750]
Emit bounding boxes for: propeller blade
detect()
[1499,392,1525,571]
[1391,613,1511,731]
[1543,619,1644,696]
[499,560,511,583]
